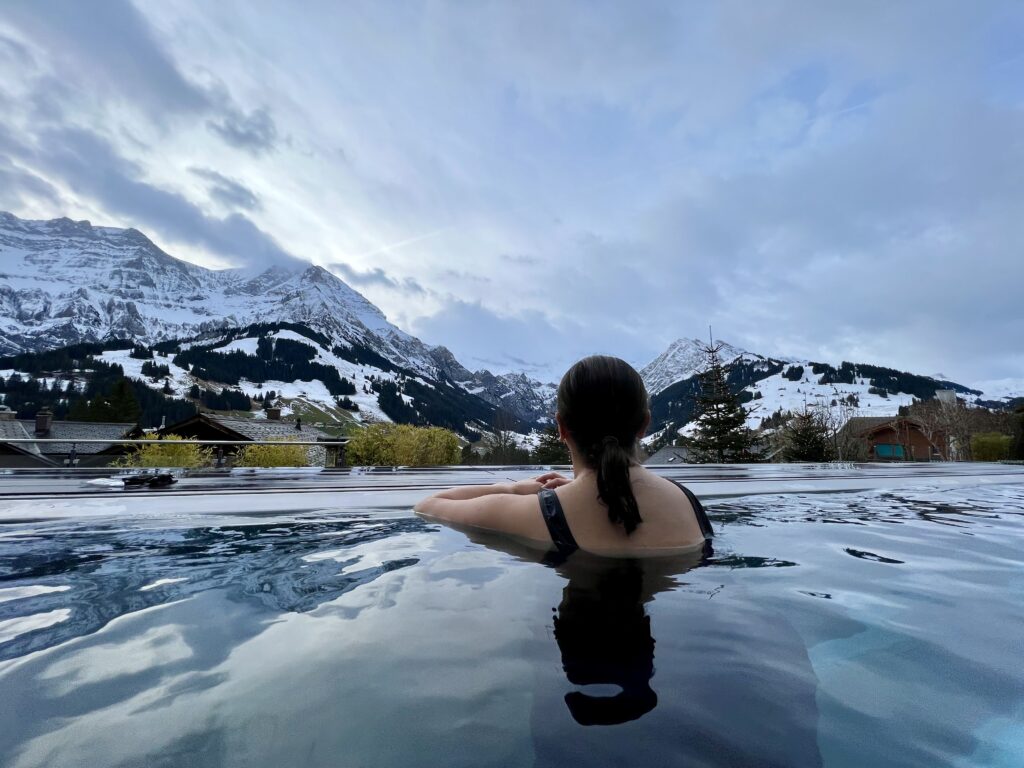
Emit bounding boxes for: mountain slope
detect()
[0,212,555,427]
[640,338,746,396]
[642,337,1001,444]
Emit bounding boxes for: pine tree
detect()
[106,378,141,423]
[782,407,833,462]
[532,425,571,464]
[689,341,753,463]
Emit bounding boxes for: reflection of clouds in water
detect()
[139,577,188,591]
[0,515,432,661]
[0,609,71,644]
[1,484,1022,767]
[0,585,71,603]
[39,623,193,686]
[707,484,1024,530]
[1,540,548,768]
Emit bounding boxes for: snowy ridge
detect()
[640,338,746,396]
[640,337,1014,440]
[99,329,397,424]
[971,379,1024,403]
[0,212,432,375]
[0,212,556,426]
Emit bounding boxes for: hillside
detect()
[2,213,1019,444]
[641,338,1011,445]
[0,212,555,429]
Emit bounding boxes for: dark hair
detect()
[556,355,650,534]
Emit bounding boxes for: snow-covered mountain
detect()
[640,337,746,396]
[3,212,1016,441]
[0,212,428,369]
[0,212,555,426]
[639,336,1021,444]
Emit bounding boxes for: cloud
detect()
[189,167,260,211]
[1,0,209,116]
[411,299,656,381]
[330,263,426,296]
[26,127,297,269]
[0,154,60,209]
[207,107,279,155]
[0,1,1022,383]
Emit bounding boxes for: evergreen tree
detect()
[1012,406,1024,460]
[107,378,141,423]
[257,336,274,361]
[689,341,753,463]
[782,408,833,462]
[532,425,570,464]
[460,443,480,465]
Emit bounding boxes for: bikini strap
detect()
[671,480,714,540]
[538,489,580,558]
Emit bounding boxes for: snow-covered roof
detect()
[196,413,331,442]
[0,420,43,457]
[12,420,135,455]
[644,445,693,464]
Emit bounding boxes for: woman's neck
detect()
[569,453,639,480]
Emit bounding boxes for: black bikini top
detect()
[538,480,713,563]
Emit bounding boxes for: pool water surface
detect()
[1,478,1023,767]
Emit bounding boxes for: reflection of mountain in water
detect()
[0,514,427,661]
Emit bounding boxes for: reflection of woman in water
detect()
[551,551,704,726]
[415,355,713,558]
[556,558,657,725]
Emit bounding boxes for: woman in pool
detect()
[415,355,713,558]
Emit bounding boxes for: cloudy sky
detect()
[1,1,1022,385]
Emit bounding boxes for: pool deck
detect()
[2,463,1023,520]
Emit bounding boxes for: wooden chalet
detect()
[842,416,948,461]
[161,410,342,467]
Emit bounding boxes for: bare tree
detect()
[486,408,527,464]
[815,394,866,462]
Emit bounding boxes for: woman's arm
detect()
[414,479,546,538]
[421,482,518,503]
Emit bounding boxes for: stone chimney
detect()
[35,407,54,435]
[0,405,14,421]
[266,406,281,421]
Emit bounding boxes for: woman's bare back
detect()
[548,466,707,556]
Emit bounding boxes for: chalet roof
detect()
[842,416,896,435]
[842,415,923,436]
[8,420,135,455]
[168,412,331,442]
[0,420,44,458]
[644,446,692,464]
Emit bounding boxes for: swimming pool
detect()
[1,467,1023,767]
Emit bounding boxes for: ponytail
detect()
[591,435,642,534]
[557,355,650,536]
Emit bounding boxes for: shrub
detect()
[116,434,212,468]
[970,432,1013,461]
[346,423,460,466]
[234,439,311,467]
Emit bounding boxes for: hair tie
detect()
[601,435,619,449]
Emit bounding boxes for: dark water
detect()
[1,483,1023,767]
